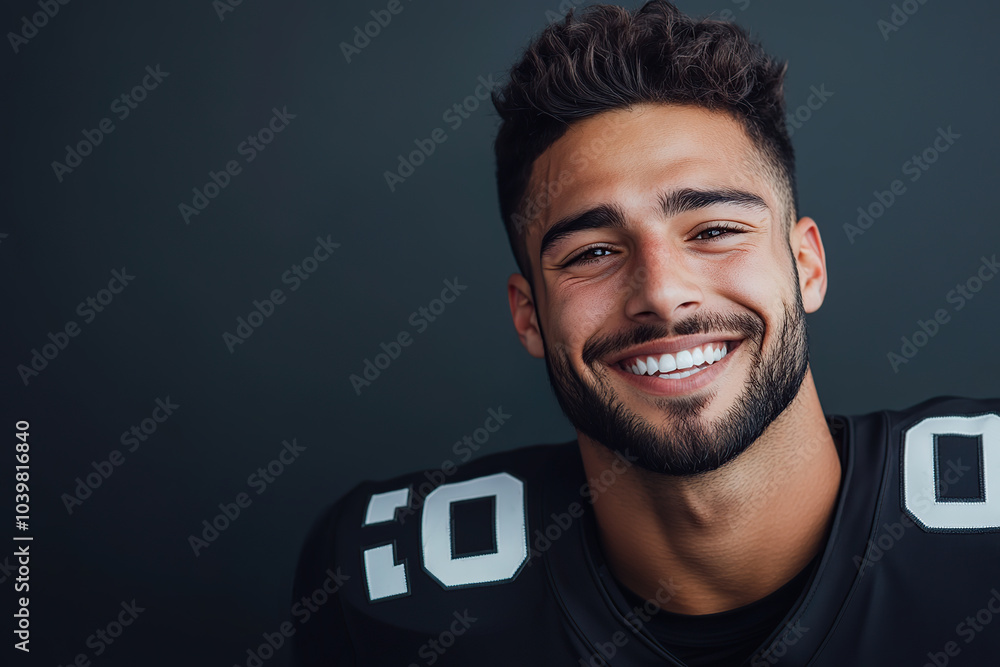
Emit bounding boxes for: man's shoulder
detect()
[819,395,1000,662]
[291,440,590,663]
[307,439,579,548]
[291,441,581,638]
[836,394,999,511]
[835,394,1000,424]
[882,394,1000,422]
[339,439,576,505]
[833,394,1000,445]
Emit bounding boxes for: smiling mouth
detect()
[616,340,738,380]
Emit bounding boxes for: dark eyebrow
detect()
[658,187,769,217]
[539,204,628,261]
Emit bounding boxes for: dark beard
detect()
[540,293,810,476]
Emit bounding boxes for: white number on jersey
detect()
[902,413,1000,531]
[362,472,528,601]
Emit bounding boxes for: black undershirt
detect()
[613,554,820,666]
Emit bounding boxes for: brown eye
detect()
[694,225,742,241]
[566,245,615,266]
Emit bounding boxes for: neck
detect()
[578,370,841,615]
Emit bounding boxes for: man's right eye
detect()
[564,245,616,266]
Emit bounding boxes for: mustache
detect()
[580,312,765,366]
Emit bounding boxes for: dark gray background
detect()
[2,0,997,664]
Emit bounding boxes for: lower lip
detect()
[609,341,742,397]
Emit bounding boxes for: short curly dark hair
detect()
[491,0,796,283]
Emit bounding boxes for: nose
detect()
[623,240,704,324]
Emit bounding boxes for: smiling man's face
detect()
[508,102,827,476]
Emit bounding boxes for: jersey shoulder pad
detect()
[885,394,1000,422]
[292,441,576,637]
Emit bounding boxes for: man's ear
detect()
[508,273,545,358]
[790,216,828,314]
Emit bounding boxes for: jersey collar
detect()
[542,412,889,665]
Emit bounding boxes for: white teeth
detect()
[645,356,658,374]
[658,353,676,372]
[655,366,702,380]
[621,342,734,378]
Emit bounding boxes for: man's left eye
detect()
[694,225,741,241]
[566,246,615,266]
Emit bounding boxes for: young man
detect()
[292,2,1000,665]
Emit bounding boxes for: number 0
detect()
[902,413,1000,531]
[362,472,528,602]
[421,472,528,588]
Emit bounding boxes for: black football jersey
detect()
[290,396,1000,666]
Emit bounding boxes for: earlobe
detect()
[791,217,828,314]
[507,273,545,358]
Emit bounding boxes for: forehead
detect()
[523,103,772,238]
